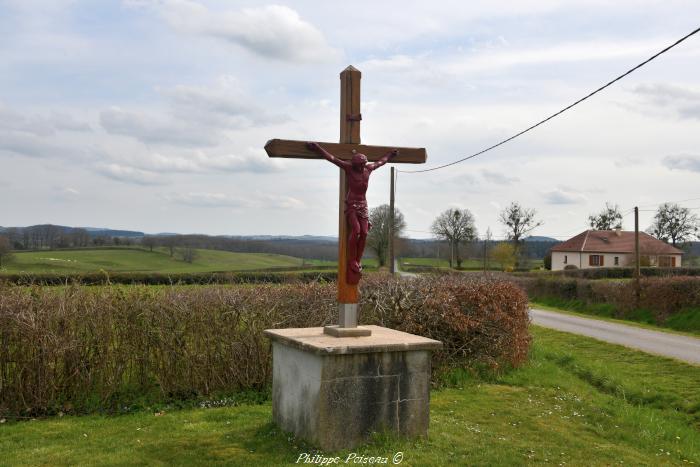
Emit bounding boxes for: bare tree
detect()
[366,204,406,267]
[499,202,543,253]
[482,227,493,272]
[0,236,13,268]
[647,203,699,246]
[588,202,623,230]
[181,246,198,264]
[431,208,477,268]
[142,236,157,252]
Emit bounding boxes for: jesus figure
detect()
[307,142,398,279]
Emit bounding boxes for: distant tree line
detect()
[3,225,93,250]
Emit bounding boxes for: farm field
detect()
[0,248,321,274]
[2,326,698,466]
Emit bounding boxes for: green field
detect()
[400,257,544,271]
[2,326,698,466]
[0,248,316,274]
[0,248,385,275]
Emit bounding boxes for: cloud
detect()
[163,191,303,210]
[94,163,166,186]
[614,156,644,168]
[54,187,81,201]
[0,130,76,158]
[163,191,249,208]
[663,154,700,173]
[99,107,219,147]
[97,148,284,176]
[163,79,288,127]
[99,79,287,147]
[542,188,587,205]
[481,169,519,185]
[631,83,700,120]
[0,104,91,136]
[138,1,337,62]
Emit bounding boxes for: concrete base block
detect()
[264,325,442,450]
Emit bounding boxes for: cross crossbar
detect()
[265,139,427,164]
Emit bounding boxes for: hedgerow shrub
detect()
[0,270,337,286]
[516,267,700,280]
[518,275,700,323]
[0,275,530,418]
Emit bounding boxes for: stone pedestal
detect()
[264,325,442,450]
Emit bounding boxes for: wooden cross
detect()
[265,65,426,335]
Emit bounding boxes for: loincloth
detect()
[345,200,369,220]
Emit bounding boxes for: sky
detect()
[1,0,699,240]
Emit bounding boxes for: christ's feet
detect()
[350,261,362,273]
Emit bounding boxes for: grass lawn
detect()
[2,326,698,466]
[0,248,327,274]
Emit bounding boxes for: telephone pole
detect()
[389,167,395,274]
[634,206,641,304]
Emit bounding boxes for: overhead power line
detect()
[399,25,700,174]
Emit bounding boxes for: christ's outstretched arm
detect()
[307,142,350,169]
[367,149,399,171]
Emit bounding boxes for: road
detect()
[530,307,700,365]
[394,259,418,278]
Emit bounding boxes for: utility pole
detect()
[389,167,395,274]
[634,206,641,304]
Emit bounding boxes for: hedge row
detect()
[518,275,700,321]
[0,270,338,286]
[0,275,530,418]
[520,267,700,280]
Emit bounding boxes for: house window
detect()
[564,255,568,264]
[659,256,673,268]
[589,255,604,266]
[614,256,619,266]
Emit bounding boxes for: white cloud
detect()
[163,191,303,210]
[99,107,219,147]
[94,163,166,186]
[163,191,249,208]
[0,104,91,137]
[139,1,337,62]
[95,148,284,176]
[663,154,700,173]
[481,169,519,185]
[542,188,588,205]
[631,83,700,120]
[99,78,287,147]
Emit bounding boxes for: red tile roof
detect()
[550,230,684,255]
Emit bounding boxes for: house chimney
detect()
[615,227,622,237]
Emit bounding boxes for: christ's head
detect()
[351,151,367,168]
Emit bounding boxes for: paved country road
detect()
[530,308,700,365]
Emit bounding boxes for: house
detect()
[550,229,683,271]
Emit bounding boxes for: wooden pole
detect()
[337,66,361,305]
[635,206,641,304]
[389,167,395,274]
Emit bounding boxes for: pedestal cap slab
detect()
[264,325,443,355]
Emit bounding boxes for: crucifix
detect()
[265,65,427,337]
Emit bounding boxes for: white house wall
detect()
[551,252,681,271]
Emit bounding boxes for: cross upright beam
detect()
[337,65,361,307]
